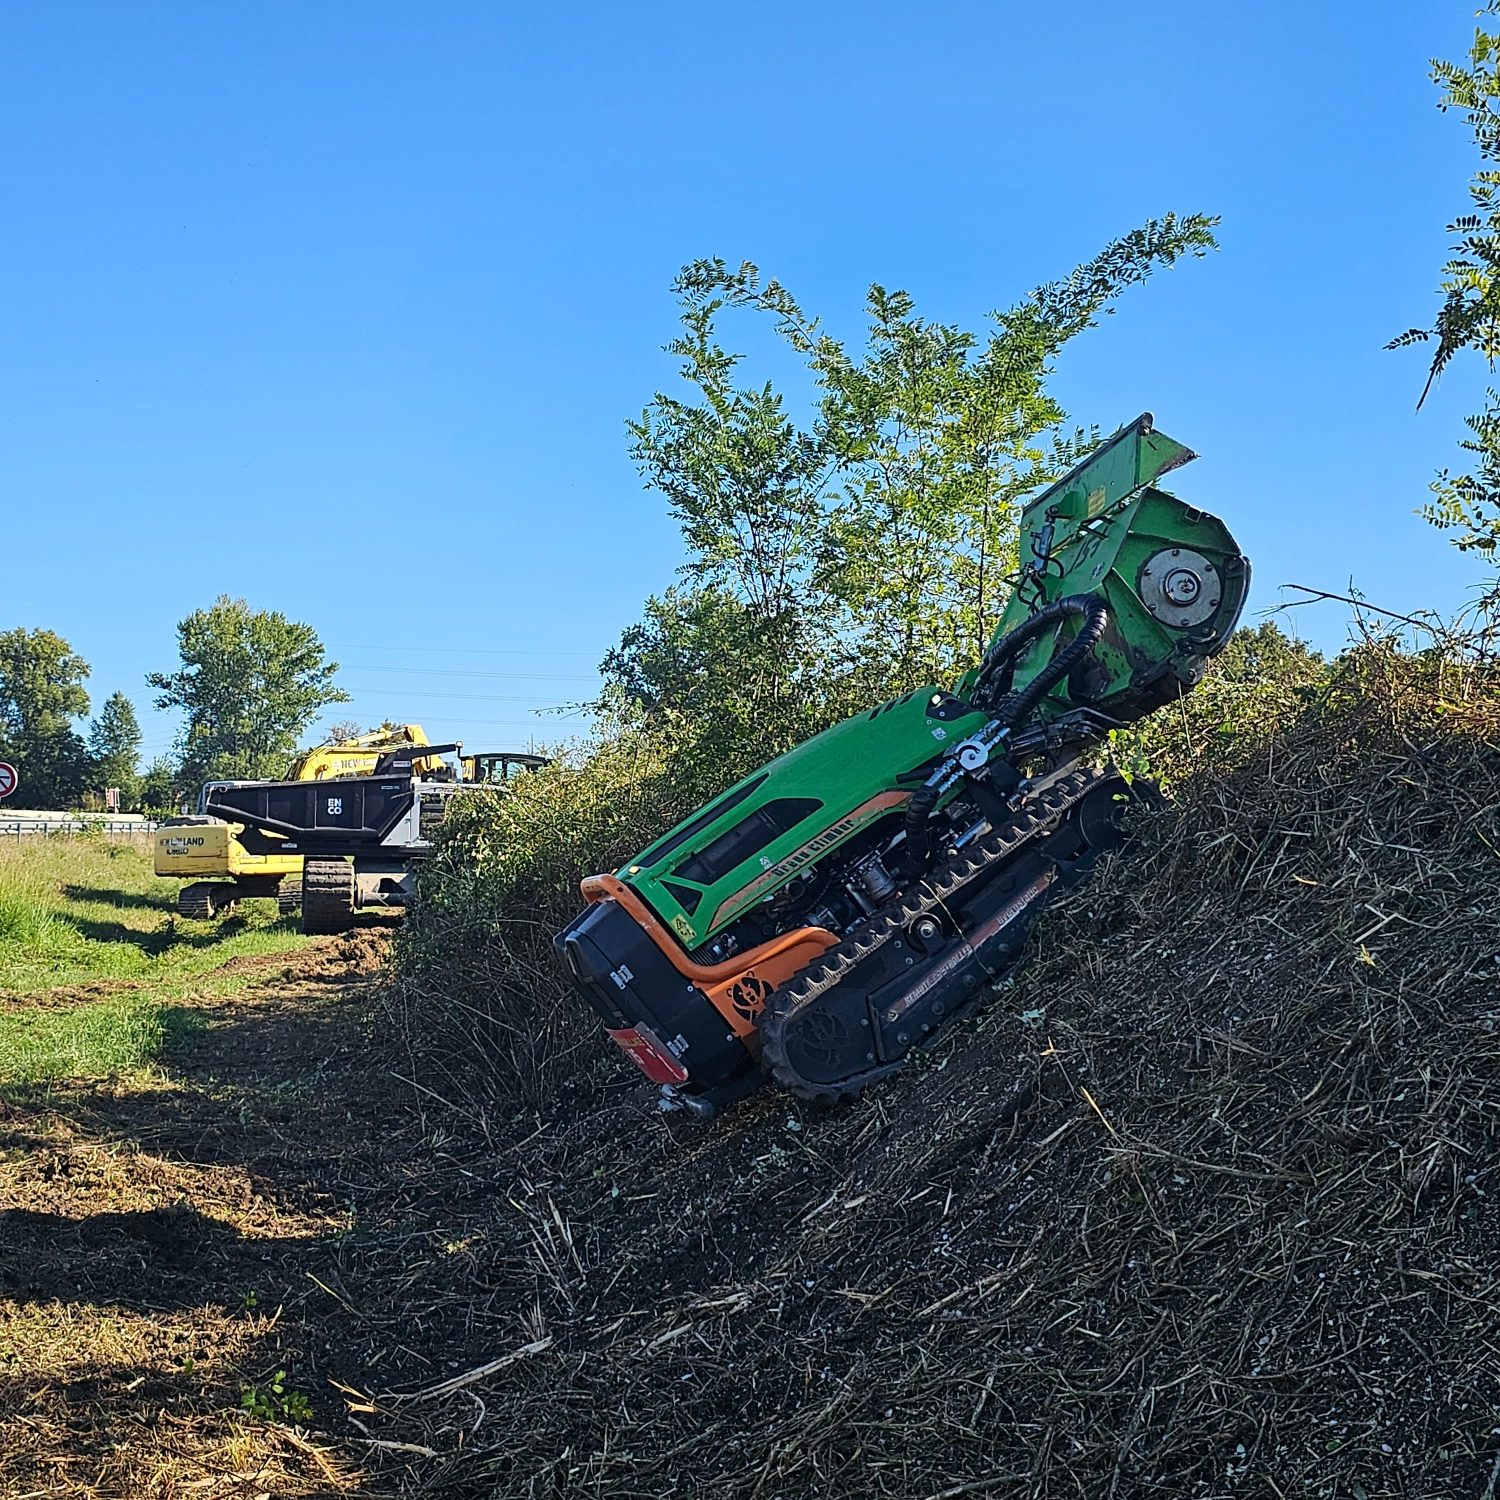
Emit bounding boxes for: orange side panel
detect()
[579,874,837,1045]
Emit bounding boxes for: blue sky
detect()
[0,1,1487,768]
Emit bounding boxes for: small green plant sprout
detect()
[239,1370,312,1424]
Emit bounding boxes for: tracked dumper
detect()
[156,725,448,919]
[556,416,1249,1114]
[205,747,547,934]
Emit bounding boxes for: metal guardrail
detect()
[2,818,161,839]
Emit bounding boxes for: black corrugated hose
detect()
[901,594,1110,876]
[970,593,1110,722]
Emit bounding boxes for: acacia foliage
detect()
[1394,2,1500,609]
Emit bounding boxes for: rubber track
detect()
[176,883,221,921]
[301,859,355,935]
[760,767,1105,1103]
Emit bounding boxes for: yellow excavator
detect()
[154,725,447,919]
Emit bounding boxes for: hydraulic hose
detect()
[901,593,1110,877]
[899,781,943,877]
[971,593,1110,728]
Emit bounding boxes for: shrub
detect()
[388,728,710,1113]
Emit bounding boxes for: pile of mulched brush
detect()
[359,642,1499,1500]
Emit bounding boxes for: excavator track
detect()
[177,882,236,920]
[761,767,1124,1103]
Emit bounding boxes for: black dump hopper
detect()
[205,777,417,847]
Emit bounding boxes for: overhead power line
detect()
[338,664,599,682]
[340,685,590,705]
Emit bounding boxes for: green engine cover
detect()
[620,686,988,947]
[618,415,1247,949]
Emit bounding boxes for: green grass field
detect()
[0,837,308,1084]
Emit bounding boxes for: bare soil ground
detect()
[4,654,1499,1500]
[0,932,404,1499]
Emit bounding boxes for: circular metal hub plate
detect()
[1138,547,1221,629]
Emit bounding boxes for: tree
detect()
[0,628,91,807]
[617,218,1218,774]
[137,755,180,815]
[600,586,849,793]
[87,691,142,807]
[1211,620,1327,684]
[148,597,348,790]
[655,221,1218,687]
[1391,5,1500,612]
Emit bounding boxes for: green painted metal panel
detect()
[617,414,1248,948]
[622,687,986,946]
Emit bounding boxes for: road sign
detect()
[0,763,15,800]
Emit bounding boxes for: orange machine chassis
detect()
[578,874,837,1052]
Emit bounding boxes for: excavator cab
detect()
[462,752,550,785]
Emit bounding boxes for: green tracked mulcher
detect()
[556,415,1249,1114]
